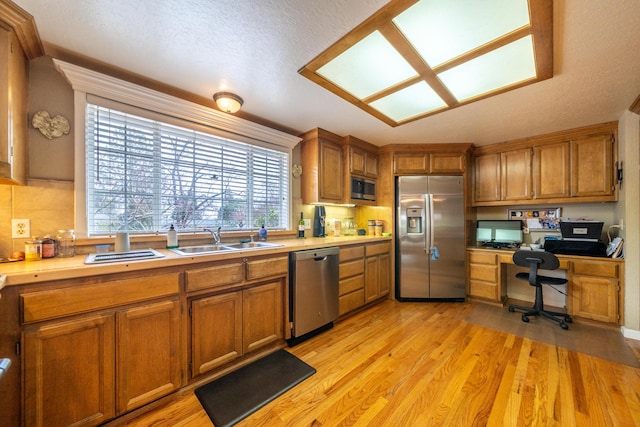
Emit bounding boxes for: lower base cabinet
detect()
[190,280,284,377]
[23,298,181,427]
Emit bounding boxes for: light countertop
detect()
[0,236,391,287]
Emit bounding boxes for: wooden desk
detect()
[466,248,624,325]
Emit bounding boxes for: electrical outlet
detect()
[12,219,30,238]
[304,219,311,230]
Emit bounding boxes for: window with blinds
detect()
[85,104,289,236]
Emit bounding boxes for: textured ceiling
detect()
[13,0,640,147]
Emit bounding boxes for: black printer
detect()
[544,220,607,257]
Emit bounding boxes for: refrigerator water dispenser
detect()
[406,208,423,234]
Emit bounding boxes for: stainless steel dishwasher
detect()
[289,246,339,345]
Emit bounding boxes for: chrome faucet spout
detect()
[204,227,222,244]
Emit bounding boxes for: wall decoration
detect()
[508,208,561,232]
[291,164,303,178]
[32,111,70,139]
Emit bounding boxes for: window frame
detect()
[54,59,300,238]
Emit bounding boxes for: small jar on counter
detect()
[41,235,56,258]
[25,238,43,261]
[56,229,76,257]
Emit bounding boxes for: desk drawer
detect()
[571,261,618,278]
[469,252,498,265]
[469,264,498,282]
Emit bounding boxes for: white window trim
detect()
[53,59,300,238]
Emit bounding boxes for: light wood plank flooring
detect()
[121,300,640,426]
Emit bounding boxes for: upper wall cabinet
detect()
[345,136,378,179]
[299,128,344,204]
[0,3,44,185]
[393,151,468,175]
[472,122,618,206]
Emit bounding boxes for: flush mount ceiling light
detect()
[299,0,553,127]
[213,92,244,113]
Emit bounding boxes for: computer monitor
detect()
[476,220,523,247]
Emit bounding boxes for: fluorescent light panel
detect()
[299,0,553,126]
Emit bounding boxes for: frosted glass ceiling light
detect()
[299,0,552,127]
[213,92,243,113]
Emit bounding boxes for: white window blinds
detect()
[85,103,289,235]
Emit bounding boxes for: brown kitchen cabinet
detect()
[364,242,391,303]
[394,152,466,174]
[348,144,378,178]
[569,259,622,324]
[299,128,344,204]
[0,6,42,184]
[570,132,616,198]
[533,141,570,199]
[338,244,365,316]
[23,313,116,427]
[187,254,288,377]
[21,272,182,427]
[473,122,618,206]
[467,250,501,302]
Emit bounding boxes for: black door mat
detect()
[195,349,316,427]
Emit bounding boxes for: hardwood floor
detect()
[121,300,640,426]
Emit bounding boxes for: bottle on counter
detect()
[166,224,178,249]
[298,212,305,238]
[41,235,56,258]
[24,238,42,261]
[259,224,267,241]
[56,229,76,257]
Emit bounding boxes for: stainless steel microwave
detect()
[351,176,376,201]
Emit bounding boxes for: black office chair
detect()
[508,250,572,330]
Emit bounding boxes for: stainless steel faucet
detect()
[204,227,222,244]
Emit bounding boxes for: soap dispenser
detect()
[258,224,267,241]
[166,224,178,248]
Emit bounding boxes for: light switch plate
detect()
[304,219,311,230]
[12,219,30,238]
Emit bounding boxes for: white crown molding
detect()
[52,59,301,149]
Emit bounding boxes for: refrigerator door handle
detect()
[428,194,435,248]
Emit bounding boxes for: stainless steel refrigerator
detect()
[396,176,465,301]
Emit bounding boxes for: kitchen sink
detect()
[169,245,237,256]
[222,241,284,250]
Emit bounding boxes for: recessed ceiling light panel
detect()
[438,35,537,101]
[317,31,417,99]
[370,81,447,122]
[393,0,531,67]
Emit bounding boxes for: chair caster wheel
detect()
[508,306,515,312]
[560,322,569,330]
[522,315,529,323]
[565,316,573,323]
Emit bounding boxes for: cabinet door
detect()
[364,256,379,303]
[191,292,243,377]
[430,153,465,173]
[571,133,614,197]
[533,142,570,199]
[24,314,116,427]
[571,275,618,323]
[365,151,378,178]
[378,253,391,297]
[394,153,428,174]
[500,149,531,201]
[116,299,182,414]
[243,280,284,354]
[473,153,501,202]
[350,146,366,176]
[319,140,343,201]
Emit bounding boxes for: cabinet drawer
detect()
[186,262,244,291]
[245,256,289,281]
[469,265,498,282]
[571,261,618,278]
[339,289,365,315]
[469,252,498,265]
[469,280,498,300]
[340,259,364,280]
[366,242,390,257]
[341,245,365,261]
[22,272,180,323]
[340,275,364,296]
